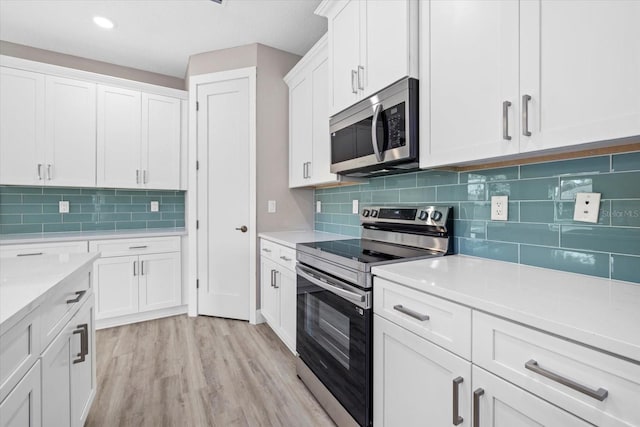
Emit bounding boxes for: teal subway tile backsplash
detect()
[0,186,185,235]
[314,151,640,283]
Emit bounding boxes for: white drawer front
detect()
[473,311,640,427]
[374,277,472,359]
[0,309,40,402]
[259,239,277,261]
[89,236,180,257]
[0,241,88,257]
[275,246,296,271]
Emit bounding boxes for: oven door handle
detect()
[371,103,384,163]
[296,265,366,304]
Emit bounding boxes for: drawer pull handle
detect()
[473,388,484,427]
[393,304,430,321]
[525,359,608,401]
[66,290,86,304]
[72,323,89,364]
[129,245,148,249]
[452,376,463,425]
[280,256,292,261]
[17,252,44,257]
[262,248,272,253]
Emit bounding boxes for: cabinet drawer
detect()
[259,239,278,261]
[0,309,40,403]
[40,268,91,351]
[473,311,640,427]
[89,236,180,257]
[0,241,88,258]
[373,277,471,359]
[275,246,296,271]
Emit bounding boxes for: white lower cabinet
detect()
[259,238,297,354]
[0,361,41,427]
[373,314,471,427]
[90,237,182,327]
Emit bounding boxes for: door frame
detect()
[187,67,257,324]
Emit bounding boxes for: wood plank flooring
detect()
[86,315,335,427]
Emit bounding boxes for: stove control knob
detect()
[430,210,443,221]
[418,210,429,221]
[362,209,370,217]
[371,209,378,218]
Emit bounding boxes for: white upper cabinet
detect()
[288,68,313,188]
[421,0,640,168]
[45,76,96,187]
[0,67,45,186]
[316,0,418,116]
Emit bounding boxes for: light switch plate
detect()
[352,199,359,214]
[268,200,276,213]
[150,201,159,212]
[491,196,508,221]
[59,201,69,213]
[573,192,601,223]
[316,201,322,213]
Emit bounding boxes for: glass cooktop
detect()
[298,239,441,265]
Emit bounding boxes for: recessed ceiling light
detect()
[93,16,115,30]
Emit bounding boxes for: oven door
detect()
[296,264,372,427]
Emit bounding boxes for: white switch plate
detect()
[268,200,277,213]
[316,201,322,213]
[352,199,359,214]
[59,201,69,213]
[150,201,159,212]
[491,196,509,221]
[573,192,601,223]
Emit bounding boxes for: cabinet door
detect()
[373,315,471,427]
[277,267,297,353]
[96,85,141,188]
[362,0,415,98]
[41,325,71,427]
[70,298,96,427]
[426,1,519,168]
[473,366,591,426]
[0,360,41,427]
[309,56,337,186]
[93,256,139,319]
[0,67,45,186]
[44,76,96,187]
[328,0,361,115]
[138,252,182,312]
[520,1,640,153]
[288,73,313,188]
[260,258,279,328]
[141,93,181,190]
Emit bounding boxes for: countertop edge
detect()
[0,228,187,245]
[258,230,352,249]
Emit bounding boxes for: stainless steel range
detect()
[295,206,454,427]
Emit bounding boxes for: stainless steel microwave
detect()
[330,77,418,177]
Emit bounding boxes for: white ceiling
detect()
[0,0,327,78]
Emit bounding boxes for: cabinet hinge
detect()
[196,160,199,171]
[196,220,200,229]
[196,101,199,111]
[196,279,199,289]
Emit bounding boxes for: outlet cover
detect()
[352,199,359,214]
[59,201,69,213]
[491,196,509,221]
[268,200,276,213]
[316,201,322,213]
[150,201,159,212]
[573,192,601,223]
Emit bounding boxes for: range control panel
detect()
[360,206,452,227]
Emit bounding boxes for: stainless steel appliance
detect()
[329,78,418,177]
[295,206,453,427]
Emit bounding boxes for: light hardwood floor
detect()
[86,315,335,427]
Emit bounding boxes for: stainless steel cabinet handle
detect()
[393,304,429,321]
[473,388,484,427]
[371,104,384,162]
[66,290,86,304]
[274,271,280,289]
[357,65,364,90]
[351,70,358,94]
[502,101,512,140]
[37,163,43,180]
[17,252,43,257]
[72,323,89,364]
[262,248,272,253]
[235,225,248,233]
[525,359,608,401]
[280,256,292,262]
[143,170,148,184]
[129,245,148,249]
[141,260,145,276]
[133,260,137,276]
[452,377,464,425]
[136,169,140,184]
[47,164,52,180]
[270,269,276,287]
[522,94,532,136]
[302,162,307,179]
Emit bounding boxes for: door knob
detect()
[235,225,248,233]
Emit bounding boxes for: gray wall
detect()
[0,40,185,90]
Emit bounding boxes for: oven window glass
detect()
[306,298,351,369]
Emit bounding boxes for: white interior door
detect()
[196,69,255,321]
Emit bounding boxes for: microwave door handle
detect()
[296,265,365,304]
[371,104,383,162]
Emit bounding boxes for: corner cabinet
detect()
[315,0,419,116]
[420,0,640,168]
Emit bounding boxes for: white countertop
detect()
[258,230,353,249]
[0,252,100,331]
[372,255,640,363]
[0,228,187,245]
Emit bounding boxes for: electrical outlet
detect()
[491,196,509,221]
[352,199,359,214]
[59,201,69,213]
[150,201,159,212]
[268,200,276,213]
[316,201,322,213]
[573,192,601,223]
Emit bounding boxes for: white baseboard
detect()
[96,305,188,330]
[255,309,265,324]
